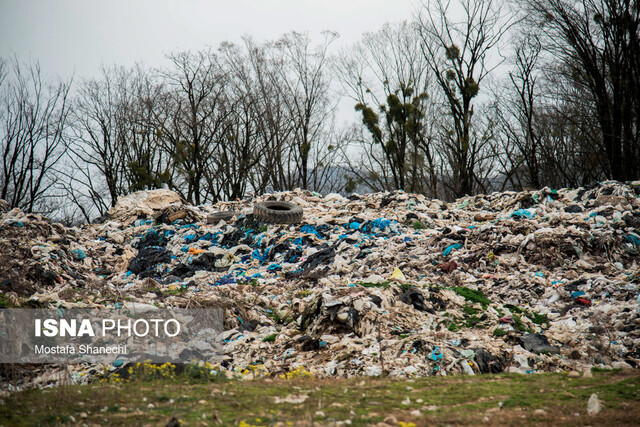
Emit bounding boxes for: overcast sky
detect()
[1,0,419,80]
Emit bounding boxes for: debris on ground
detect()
[1,180,640,390]
[587,393,602,415]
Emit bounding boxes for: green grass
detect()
[463,305,480,316]
[144,285,187,296]
[526,311,549,326]
[493,328,507,337]
[592,367,622,374]
[398,283,413,292]
[447,323,461,332]
[505,304,548,327]
[263,333,278,342]
[359,281,391,288]
[442,313,462,331]
[0,294,14,308]
[412,221,425,230]
[464,316,482,328]
[505,304,523,314]
[452,287,492,308]
[512,314,533,333]
[1,370,638,426]
[266,311,282,323]
[428,284,443,293]
[461,305,484,328]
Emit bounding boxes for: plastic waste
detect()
[442,243,462,256]
[517,334,560,354]
[587,393,602,415]
[510,208,535,218]
[428,347,443,361]
[625,233,640,247]
[2,180,640,390]
[71,249,86,260]
[400,287,431,312]
[391,267,406,280]
[460,360,475,375]
[438,260,457,273]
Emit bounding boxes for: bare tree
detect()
[276,31,339,191]
[491,34,605,191]
[155,50,232,204]
[521,0,640,182]
[0,57,71,213]
[68,66,130,214]
[336,21,440,196]
[206,43,265,200]
[0,58,6,88]
[535,70,605,186]
[211,89,259,200]
[418,0,514,197]
[491,35,545,189]
[220,33,340,196]
[306,120,347,194]
[219,38,291,197]
[64,65,170,221]
[121,65,171,192]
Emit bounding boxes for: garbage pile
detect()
[1,182,640,390]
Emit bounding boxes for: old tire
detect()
[253,201,303,224]
[207,211,238,224]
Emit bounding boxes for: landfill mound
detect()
[1,182,640,390]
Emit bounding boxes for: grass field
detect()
[1,368,638,426]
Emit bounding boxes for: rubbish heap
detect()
[1,181,640,390]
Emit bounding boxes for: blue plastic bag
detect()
[442,243,462,256]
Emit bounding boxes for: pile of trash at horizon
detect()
[1,180,639,390]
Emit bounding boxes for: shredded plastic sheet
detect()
[2,180,640,390]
